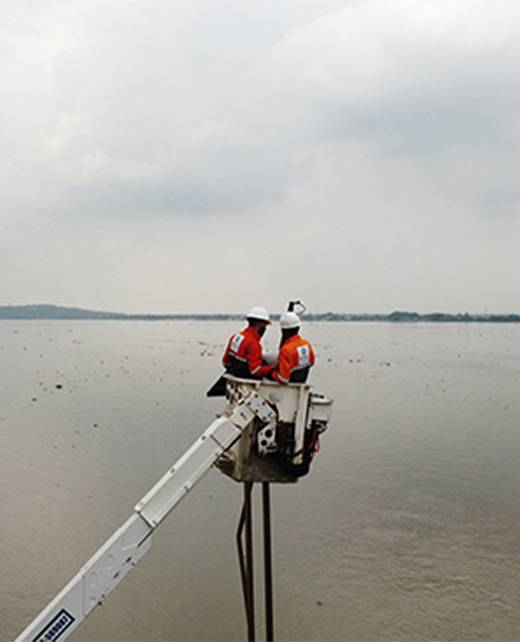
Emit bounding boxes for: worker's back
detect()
[273,333,315,384]
[222,309,273,380]
[223,328,257,379]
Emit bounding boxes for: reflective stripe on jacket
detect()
[272,334,315,384]
[222,326,272,378]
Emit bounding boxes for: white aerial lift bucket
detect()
[217,375,333,483]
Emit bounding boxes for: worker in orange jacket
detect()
[222,306,274,379]
[271,312,315,384]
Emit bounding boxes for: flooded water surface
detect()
[1,321,520,641]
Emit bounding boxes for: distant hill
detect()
[0,304,242,320]
[1,304,520,322]
[0,304,128,320]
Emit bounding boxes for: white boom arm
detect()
[16,392,275,642]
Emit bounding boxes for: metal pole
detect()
[236,482,255,641]
[237,483,256,642]
[244,482,255,642]
[237,494,249,623]
[262,482,274,642]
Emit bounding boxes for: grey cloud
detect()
[2,0,520,312]
[56,126,301,217]
[3,1,343,219]
[270,1,520,154]
[7,0,520,222]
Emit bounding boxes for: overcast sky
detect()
[1,0,519,314]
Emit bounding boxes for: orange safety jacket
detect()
[222,326,272,379]
[272,334,315,384]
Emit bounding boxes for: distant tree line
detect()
[1,304,520,323]
[307,310,520,323]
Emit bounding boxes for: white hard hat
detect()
[279,312,301,330]
[246,306,271,323]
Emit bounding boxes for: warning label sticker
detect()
[33,609,75,642]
